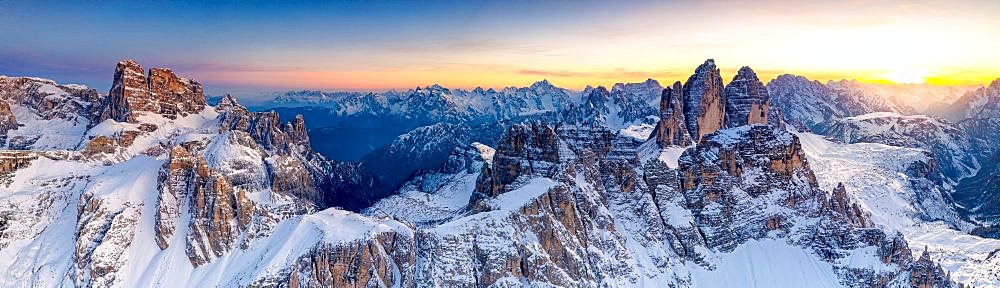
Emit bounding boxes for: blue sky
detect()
[2,0,999,100]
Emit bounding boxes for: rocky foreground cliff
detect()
[0,60,968,287]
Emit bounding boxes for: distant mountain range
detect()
[1,58,998,287]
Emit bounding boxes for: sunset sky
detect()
[2,0,999,99]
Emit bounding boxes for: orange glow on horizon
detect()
[193,66,998,93]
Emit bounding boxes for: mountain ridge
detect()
[2,58,995,287]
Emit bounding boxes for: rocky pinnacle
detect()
[682,59,726,141]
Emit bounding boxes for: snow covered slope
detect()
[0,59,970,287]
[822,112,980,182]
[797,131,1000,287]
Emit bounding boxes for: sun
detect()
[884,68,929,84]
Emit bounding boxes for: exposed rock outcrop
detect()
[0,101,16,142]
[0,76,101,150]
[682,59,726,141]
[824,183,872,228]
[264,231,415,288]
[97,60,206,123]
[677,125,819,251]
[652,81,692,146]
[154,143,254,266]
[910,247,953,288]
[99,60,146,123]
[0,151,37,186]
[723,66,770,128]
[470,123,562,211]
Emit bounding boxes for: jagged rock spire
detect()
[97,59,206,123]
[723,66,770,128]
[682,59,726,141]
[100,60,147,122]
[652,81,691,146]
[909,245,953,288]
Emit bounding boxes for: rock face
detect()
[216,99,327,206]
[471,123,561,203]
[682,59,726,141]
[99,60,146,122]
[723,66,770,128]
[827,183,872,228]
[262,230,415,287]
[911,248,952,288]
[652,81,692,146]
[0,100,15,143]
[676,125,819,252]
[0,76,101,150]
[98,60,206,123]
[0,151,37,185]
[154,144,255,266]
[147,68,207,118]
[368,123,957,287]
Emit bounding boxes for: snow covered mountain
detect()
[262,77,664,161]
[932,79,1000,122]
[0,58,990,287]
[795,132,1000,286]
[0,60,340,287]
[840,82,972,113]
[953,150,1000,237]
[766,75,917,132]
[821,112,980,183]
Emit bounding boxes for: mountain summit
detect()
[1,58,992,287]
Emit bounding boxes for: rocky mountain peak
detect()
[530,79,555,89]
[419,84,449,93]
[682,59,726,141]
[99,60,147,122]
[735,66,755,77]
[723,66,770,128]
[590,85,610,95]
[611,78,661,92]
[97,59,206,123]
[652,81,691,146]
[583,85,611,108]
[214,94,239,112]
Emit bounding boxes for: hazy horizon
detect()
[1,60,990,104]
[3,0,999,100]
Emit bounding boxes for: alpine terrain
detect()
[0,58,997,287]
